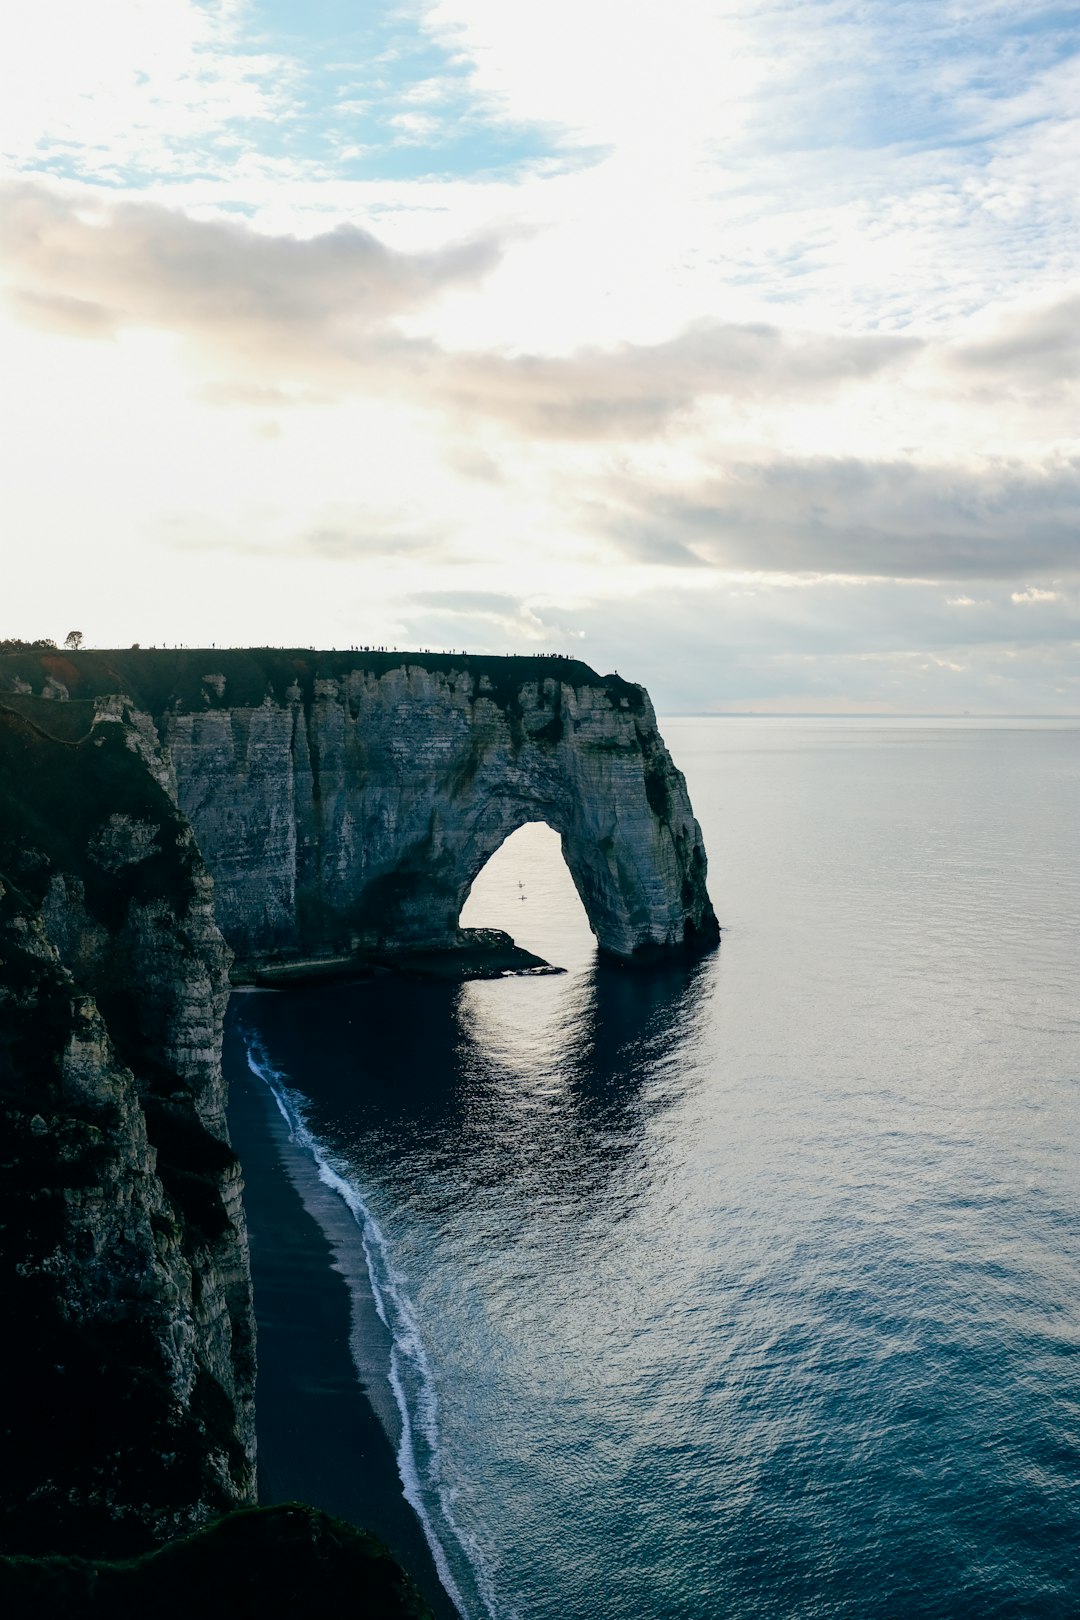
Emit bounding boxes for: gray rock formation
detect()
[164,660,718,964]
[0,649,716,966]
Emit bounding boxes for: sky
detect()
[1,0,1077,712]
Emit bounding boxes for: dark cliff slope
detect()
[0,1502,433,1620]
[0,696,255,1556]
[0,696,434,1614]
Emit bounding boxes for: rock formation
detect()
[0,695,255,1557]
[0,649,719,969]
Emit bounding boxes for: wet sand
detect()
[224,1005,459,1620]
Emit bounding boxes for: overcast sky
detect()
[1,0,1077,711]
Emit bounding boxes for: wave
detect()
[244,1037,506,1620]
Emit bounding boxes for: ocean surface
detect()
[237,717,1080,1619]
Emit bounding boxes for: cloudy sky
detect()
[1,0,1077,711]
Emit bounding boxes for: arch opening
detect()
[459,821,595,969]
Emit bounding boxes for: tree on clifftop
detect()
[64,630,83,650]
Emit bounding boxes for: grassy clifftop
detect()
[0,645,645,716]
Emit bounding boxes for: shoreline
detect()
[223,1004,460,1620]
[232,926,564,989]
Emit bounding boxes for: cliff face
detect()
[165,663,717,965]
[0,650,719,966]
[0,697,255,1557]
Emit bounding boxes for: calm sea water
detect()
[239,718,1080,1619]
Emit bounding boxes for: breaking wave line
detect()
[245,1038,505,1620]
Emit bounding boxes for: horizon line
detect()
[662,711,1080,720]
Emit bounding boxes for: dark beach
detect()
[224,1002,459,1620]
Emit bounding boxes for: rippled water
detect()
[238,718,1080,1619]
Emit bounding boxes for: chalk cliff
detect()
[0,696,255,1557]
[0,643,716,1604]
[0,649,719,968]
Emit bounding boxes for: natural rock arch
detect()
[0,648,720,964]
[450,778,695,962]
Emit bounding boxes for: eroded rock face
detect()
[0,650,719,966]
[156,657,719,964]
[0,698,255,1557]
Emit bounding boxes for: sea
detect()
[235,717,1080,1619]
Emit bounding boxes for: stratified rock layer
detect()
[0,650,719,965]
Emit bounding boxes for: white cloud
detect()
[592,453,1080,581]
[0,179,499,374]
[948,292,1080,389]
[0,181,920,431]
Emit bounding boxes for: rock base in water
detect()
[241,928,563,987]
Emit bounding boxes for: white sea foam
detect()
[245,1040,506,1620]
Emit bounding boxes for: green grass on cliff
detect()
[0,1503,434,1620]
[0,645,646,716]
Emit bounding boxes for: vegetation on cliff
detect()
[0,642,642,719]
[0,1502,433,1619]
